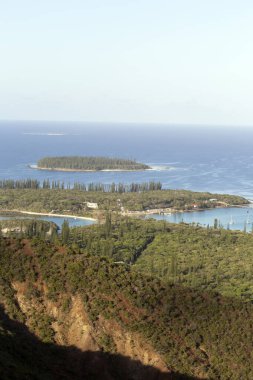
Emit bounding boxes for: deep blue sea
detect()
[1,121,253,230]
[1,121,253,197]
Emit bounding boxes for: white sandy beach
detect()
[2,209,97,222]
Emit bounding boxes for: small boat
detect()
[229,216,234,225]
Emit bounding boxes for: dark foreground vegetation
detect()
[37,156,150,171]
[0,305,201,380]
[3,216,253,301]
[1,305,198,380]
[0,180,251,380]
[1,233,253,379]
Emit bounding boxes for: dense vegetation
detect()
[59,217,253,302]
[37,156,150,171]
[0,178,162,192]
[0,186,252,379]
[133,222,253,301]
[0,179,41,189]
[0,305,182,380]
[1,235,253,379]
[0,187,248,216]
[0,219,58,239]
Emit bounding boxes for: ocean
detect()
[1,121,253,198]
[1,121,253,230]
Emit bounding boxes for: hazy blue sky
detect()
[1,1,253,125]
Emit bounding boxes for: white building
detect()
[86,202,98,209]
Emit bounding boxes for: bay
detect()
[147,206,253,233]
[0,215,94,229]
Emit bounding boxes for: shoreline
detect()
[121,204,250,218]
[0,209,97,222]
[29,165,150,173]
[0,203,249,224]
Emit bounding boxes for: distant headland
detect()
[31,156,151,172]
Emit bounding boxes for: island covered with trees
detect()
[35,156,151,171]
[0,179,248,217]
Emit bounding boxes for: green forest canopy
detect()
[1,234,253,379]
[64,217,253,302]
[37,156,150,171]
[0,187,248,215]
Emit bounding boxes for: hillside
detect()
[53,217,253,302]
[0,305,189,380]
[36,156,150,171]
[1,236,253,379]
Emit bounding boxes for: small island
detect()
[34,156,151,172]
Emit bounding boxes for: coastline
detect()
[0,209,97,222]
[121,203,249,218]
[0,202,248,224]
[29,165,150,172]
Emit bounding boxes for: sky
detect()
[1,0,253,125]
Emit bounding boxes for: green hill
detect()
[1,234,253,379]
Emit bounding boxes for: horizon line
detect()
[0,119,253,129]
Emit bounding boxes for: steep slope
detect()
[1,237,253,379]
[0,305,199,380]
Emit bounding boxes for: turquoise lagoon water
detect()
[147,206,253,232]
[0,215,94,229]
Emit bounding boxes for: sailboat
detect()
[229,216,234,225]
